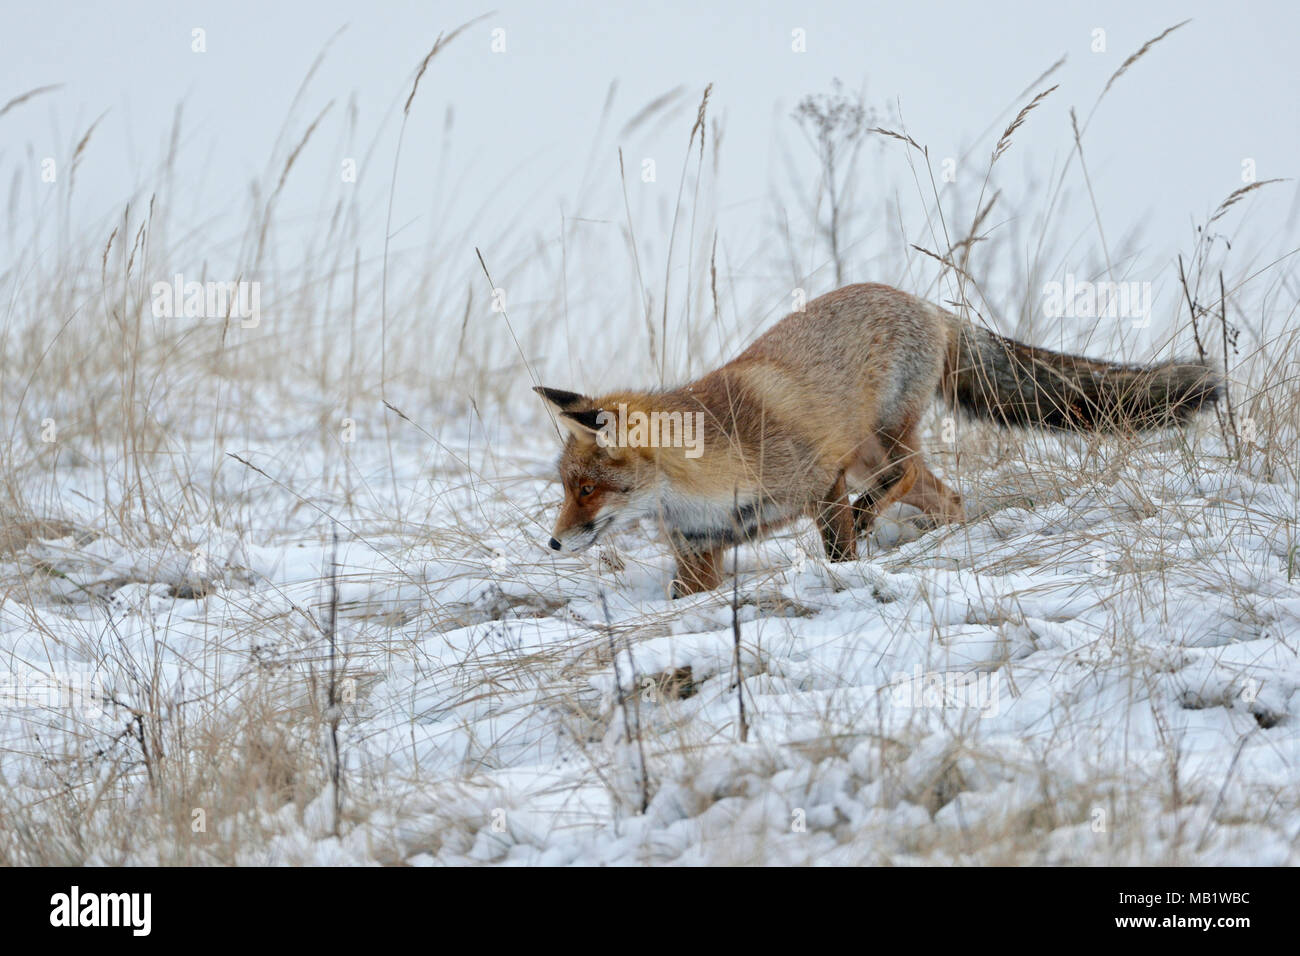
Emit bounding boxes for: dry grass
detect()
[1,22,1297,865]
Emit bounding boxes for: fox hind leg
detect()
[898,464,965,528]
[852,431,920,537]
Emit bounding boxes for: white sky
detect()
[3,0,1297,369]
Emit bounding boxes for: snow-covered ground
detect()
[3,9,1298,866]
[3,398,1297,865]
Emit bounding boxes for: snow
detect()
[2,411,1297,865]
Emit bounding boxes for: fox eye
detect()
[578,483,595,497]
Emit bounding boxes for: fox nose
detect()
[548,537,562,551]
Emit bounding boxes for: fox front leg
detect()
[669,542,722,598]
[814,472,857,562]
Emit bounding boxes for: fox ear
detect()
[533,386,590,413]
[558,408,607,442]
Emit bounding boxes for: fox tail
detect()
[942,314,1222,431]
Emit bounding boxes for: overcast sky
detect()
[4,1,1297,364]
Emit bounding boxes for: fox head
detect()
[534,386,660,553]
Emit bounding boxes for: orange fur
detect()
[537,283,1219,596]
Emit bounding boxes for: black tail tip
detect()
[1157,362,1225,427]
[1174,362,1225,407]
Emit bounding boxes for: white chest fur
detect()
[651,483,789,543]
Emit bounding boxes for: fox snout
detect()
[548,500,621,552]
[548,519,608,554]
[548,483,641,554]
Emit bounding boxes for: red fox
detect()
[536,283,1221,597]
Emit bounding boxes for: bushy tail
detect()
[942,317,1222,431]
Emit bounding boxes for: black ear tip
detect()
[561,408,605,432]
[535,386,588,410]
